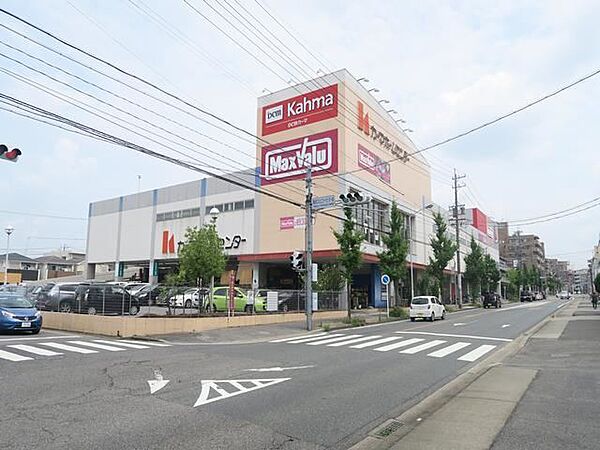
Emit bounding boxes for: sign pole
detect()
[381,274,390,319]
[305,163,313,331]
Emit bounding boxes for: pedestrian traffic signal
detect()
[339,191,370,205]
[290,251,304,271]
[0,144,21,163]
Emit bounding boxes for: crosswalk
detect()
[269,332,501,363]
[0,339,171,363]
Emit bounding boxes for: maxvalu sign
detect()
[261,129,338,185]
[261,84,338,136]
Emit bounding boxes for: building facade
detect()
[499,227,546,273]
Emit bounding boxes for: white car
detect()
[558,291,571,300]
[168,288,206,308]
[409,296,446,322]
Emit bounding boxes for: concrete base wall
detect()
[41,311,346,337]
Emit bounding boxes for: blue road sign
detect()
[381,274,391,285]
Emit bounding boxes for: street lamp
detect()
[207,207,220,313]
[395,118,407,124]
[402,128,414,133]
[378,99,390,104]
[368,88,380,93]
[387,109,398,114]
[409,205,433,299]
[4,225,14,285]
[357,77,369,83]
[209,207,220,225]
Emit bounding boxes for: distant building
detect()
[0,252,39,282]
[545,258,572,291]
[34,252,86,280]
[499,226,546,273]
[573,268,591,294]
[591,242,600,291]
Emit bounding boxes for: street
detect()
[0,299,567,449]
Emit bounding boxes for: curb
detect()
[349,302,564,450]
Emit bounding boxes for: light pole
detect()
[4,225,14,285]
[409,205,433,300]
[208,207,220,313]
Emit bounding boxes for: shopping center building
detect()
[86,69,498,306]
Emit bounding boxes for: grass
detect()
[343,317,367,327]
[321,323,331,332]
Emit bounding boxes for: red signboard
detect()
[357,144,391,183]
[261,129,338,185]
[261,84,338,136]
[228,270,236,314]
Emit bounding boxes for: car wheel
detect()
[410,317,416,322]
[129,305,140,316]
[184,300,192,308]
[87,307,97,315]
[31,328,41,335]
[430,312,435,322]
[441,310,446,320]
[59,301,72,313]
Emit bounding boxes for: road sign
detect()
[381,274,391,285]
[193,378,291,407]
[312,195,335,210]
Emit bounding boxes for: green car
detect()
[209,287,267,312]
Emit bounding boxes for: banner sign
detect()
[357,144,391,183]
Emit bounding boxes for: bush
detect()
[389,307,409,319]
[321,323,331,332]
[343,317,366,327]
[445,305,457,313]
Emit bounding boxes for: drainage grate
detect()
[373,420,404,438]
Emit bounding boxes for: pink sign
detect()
[280,216,305,230]
[357,144,390,183]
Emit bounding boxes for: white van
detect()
[409,296,446,322]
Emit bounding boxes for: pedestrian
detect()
[592,292,598,310]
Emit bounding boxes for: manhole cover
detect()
[373,420,404,438]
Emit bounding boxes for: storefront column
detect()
[252,263,260,290]
[149,260,158,284]
[86,263,96,280]
[371,264,385,308]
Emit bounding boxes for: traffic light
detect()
[290,250,304,271]
[339,191,370,205]
[0,144,21,163]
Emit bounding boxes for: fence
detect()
[27,282,343,317]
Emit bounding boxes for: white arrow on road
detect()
[147,369,170,394]
[502,324,511,328]
[244,365,314,372]
[193,378,290,407]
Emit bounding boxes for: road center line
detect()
[395,331,512,342]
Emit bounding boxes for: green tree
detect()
[506,268,522,300]
[426,212,457,299]
[594,273,600,293]
[464,237,484,297]
[377,201,409,306]
[482,254,501,292]
[333,207,364,320]
[177,225,227,311]
[314,264,345,291]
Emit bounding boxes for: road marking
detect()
[193,378,290,407]
[93,340,150,349]
[0,335,79,342]
[0,349,33,361]
[374,338,424,352]
[453,323,466,326]
[245,365,314,372]
[148,369,169,394]
[427,342,471,358]
[327,335,383,347]
[269,333,328,343]
[457,344,497,362]
[349,336,402,348]
[395,331,512,342]
[67,341,126,352]
[7,344,62,356]
[306,334,362,346]
[118,339,171,347]
[502,324,511,328]
[399,340,447,354]
[40,342,98,354]
[286,334,344,344]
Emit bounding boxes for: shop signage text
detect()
[280,216,305,230]
[261,129,338,185]
[162,230,247,254]
[357,144,391,183]
[262,84,338,136]
[357,101,410,163]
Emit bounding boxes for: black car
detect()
[82,284,140,315]
[37,282,90,312]
[520,291,534,302]
[133,284,163,306]
[483,292,501,308]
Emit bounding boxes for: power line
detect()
[0,209,87,221]
[506,195,600,224]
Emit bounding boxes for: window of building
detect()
[234,201,244,210]
[244,199,254,209]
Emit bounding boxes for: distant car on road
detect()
[558,291,571,300]
[0,293,42,334]
[520,291,534,302]
[409,296,446,322]
[483,292,502,308]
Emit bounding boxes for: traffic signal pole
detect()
[305,164,314,331]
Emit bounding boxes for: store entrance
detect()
[351,273,371,309]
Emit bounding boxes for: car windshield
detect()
[0,295,34,308]
[411,297,429,305]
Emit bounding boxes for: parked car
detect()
[133,284,162,306]
[81,284,140,315]
[409,296,446,321]
[207,287,267,312]
[520,291,534,302]
[482,292,502,308]
[0,293,42,334]
[39,282,88,312]
[124,282,148,295]
[169,288,209,308]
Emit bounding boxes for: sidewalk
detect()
[383,296,600,450]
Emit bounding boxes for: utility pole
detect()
[452,169,465,308]
[305,164,314,331]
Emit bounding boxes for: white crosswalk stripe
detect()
[349,336,402,348]
[287,334,344,344]
[68,341,126,352]
[117,339,171,347]
[8,344,63,356]
[269,333,328,343]
[93,340,150,349]
[399,340,446,354]
[374,338,424,352]
[427,342,471,358]
[327,335,383,347]
[0,349,33,361]
[457,344,496,362]
[306,335,362,346]
[39,342,98,354]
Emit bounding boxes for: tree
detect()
[314,264,345,292]
[464,237,484,298]
[333,207,364,320]
[506,268,522,300]
[426,212,457,299]
[594,273,600,293]
[482,254,501,292]
[177,225,227,311]
[377,201,409,306]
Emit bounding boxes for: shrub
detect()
[389,307,409,319]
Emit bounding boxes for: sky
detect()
[0,0,599,269]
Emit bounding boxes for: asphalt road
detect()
[0,299,568,450]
